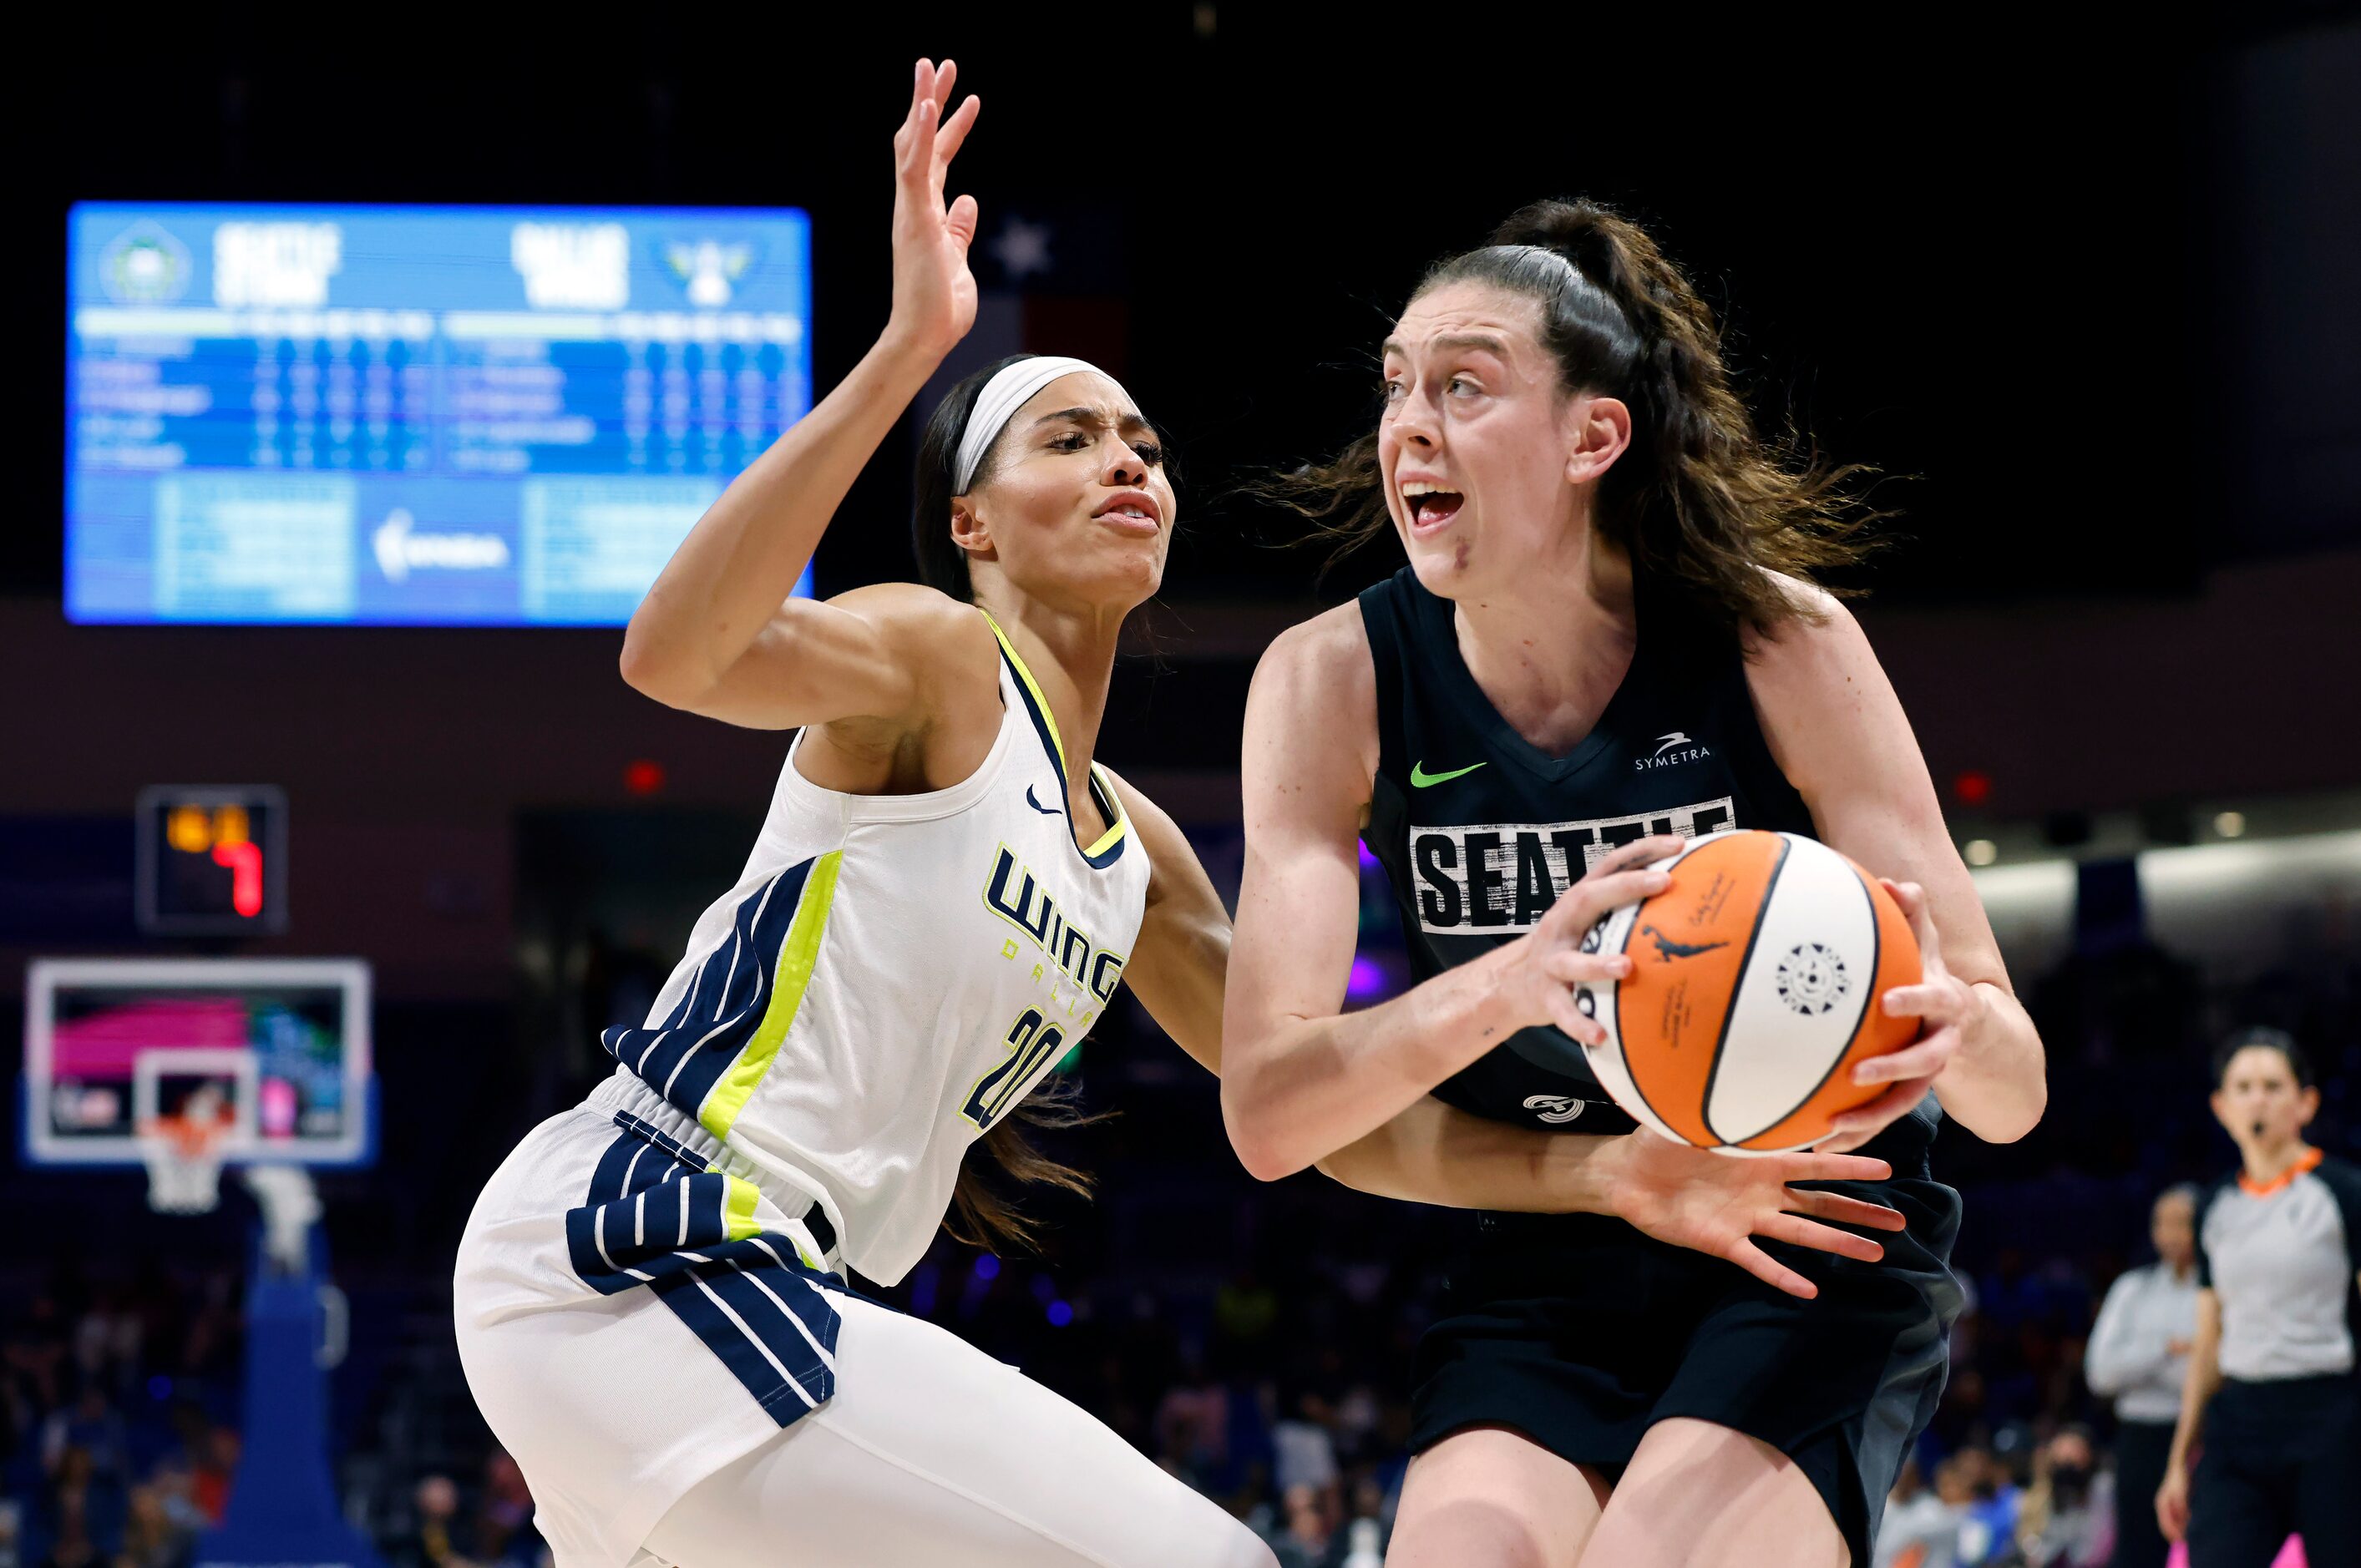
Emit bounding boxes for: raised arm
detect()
[617,59,985,732]
[1109,766,1905,1299]
[1746,584,2048,1149]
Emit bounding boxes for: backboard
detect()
[23,957,373,1169]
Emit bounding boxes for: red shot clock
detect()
[134,786,289,936]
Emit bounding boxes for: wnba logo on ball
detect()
[1774,943,1851,1015]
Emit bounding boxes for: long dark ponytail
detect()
[909,352,1111,1255]
[1259,200,1882,632]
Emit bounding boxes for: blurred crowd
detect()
[3,1183,2317,1568]
[1,1267,242,1568]
[0,1261,547,1568]
[4,935,2354,1568]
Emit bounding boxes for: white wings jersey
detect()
[600,613,1152,1283]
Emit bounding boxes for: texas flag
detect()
[916,208,1131,429]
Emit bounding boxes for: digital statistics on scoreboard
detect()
[67,203,813,625]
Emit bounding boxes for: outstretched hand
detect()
[1609,1130,1907,1299]
[1815,878,1974,1154]
[889,58,982,359]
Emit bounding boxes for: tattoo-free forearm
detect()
[1317,1099,1624,1214]
[620,331,944,700]
[2166,1304,2223,1472]
[1224,943,1534,1181]
[1936,981,2048,1143]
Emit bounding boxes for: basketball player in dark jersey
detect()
[1223,203,2049,1568]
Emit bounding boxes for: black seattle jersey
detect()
[1359,565,1819,1134]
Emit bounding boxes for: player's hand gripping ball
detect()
[1574,830,1921,1153]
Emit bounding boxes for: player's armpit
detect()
[1099,771,1231,1073]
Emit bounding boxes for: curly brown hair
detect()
[1259,200,1884,633]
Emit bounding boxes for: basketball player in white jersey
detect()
[453,62,1924,1568]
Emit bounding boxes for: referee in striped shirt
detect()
[2086,1183,2200,1568]
[2156,1028,2361,1567]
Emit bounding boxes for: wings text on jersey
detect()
[983,845,1127,1003]
[1410,799,1736,933]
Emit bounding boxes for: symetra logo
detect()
[373,510,511,584]
[1522,1094,1587,1125]
[1636,731,1714,771]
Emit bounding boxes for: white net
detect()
[138,1117,228,1214]
[242,1165,322,1272]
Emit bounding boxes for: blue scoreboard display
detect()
[67,203,813,625]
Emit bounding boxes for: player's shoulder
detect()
[1093,765,1185,864]
[1093,762,1166,832]
[1253,600,1375,694]
[824,582,998,682]
[1738,570,1861,665]
[1242,602,1380,792]
[1733,573,1898,782]
[825,579,988,638]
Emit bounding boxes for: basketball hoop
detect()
[138,1110,229,1214]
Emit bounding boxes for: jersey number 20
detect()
[963,1007,1066,1131]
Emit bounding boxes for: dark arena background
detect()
[7,8,2361,1568]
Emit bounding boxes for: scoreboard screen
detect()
[68,202,813,625]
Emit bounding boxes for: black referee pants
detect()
[2111,1419,2175,1568]
[2186,1376,2361,1568]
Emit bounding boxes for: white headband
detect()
[951,355,1124,493]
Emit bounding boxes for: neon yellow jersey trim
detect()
[976,608,1129,861]
[698,849,843,1143]
[979,608,1066,765]
[721,1174,764,1241]
[712,1170,820,1267]
[1081,766,1128,857]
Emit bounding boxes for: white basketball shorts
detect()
[454,1075,1272,1568]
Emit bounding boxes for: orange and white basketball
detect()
[1577,829,1921,1153]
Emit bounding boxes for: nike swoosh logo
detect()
[1411,761,1487,788]
[1024,785,1062,817]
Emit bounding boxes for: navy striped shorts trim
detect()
[564,1110,844,1423]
